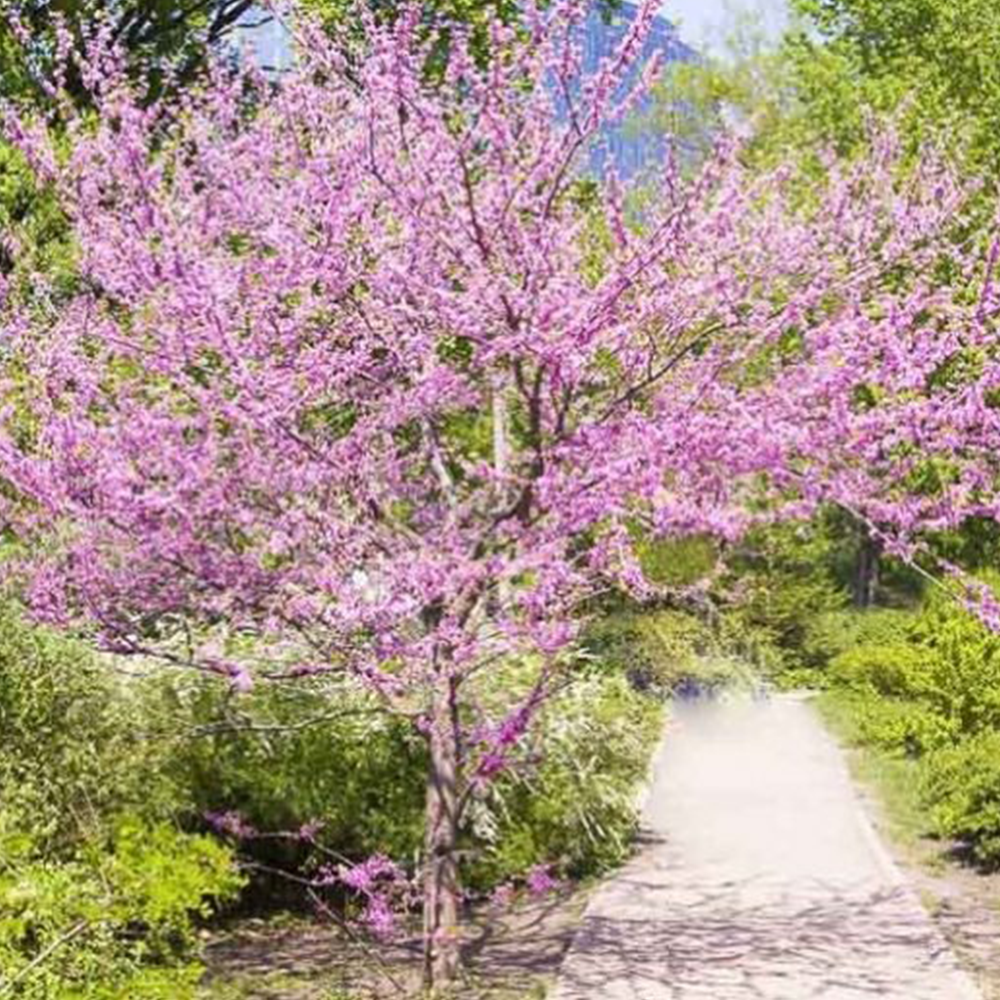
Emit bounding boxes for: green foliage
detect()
[0,819,242,999]
[0,606,242,996]
[160,679,428,862]
[633,534,719,588]
[584,607,751,693]
[466,673,663,888]
[815,690,932,850]
[787,0,1000,170]
[0,597,665,992]
[160,659,664,895]
[0,141,75,304]
[801,607,916,667]
[921,731,1000,866]
[825,591,1000,735]
[643,6,797,168]
[723,522,849,672]
[0,605,179,853]
[829,643,931,698]
[819,576,1000,865]
[653,0,1000,174]
[852,692,959,756]
[585,609,706,691]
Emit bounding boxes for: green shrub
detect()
[0,595,666,956]
[722,522,849,673]
[0,606,242,996]
[910,588,1000,736]
[159,678,427,863]
[584,608,756,692]
[583,609,703,691]
[713,612,790,680]
[466,673,663,888]
[825,583,1000,746]
[633,534,718,587]
[0,819,242,999]
[160,664,664,895]
[829,643,933,698]
[921,731,1000,866]
[0,606,180,853]
[818,577,1000,864]
[852,696,959,756]
[802,608,916,668]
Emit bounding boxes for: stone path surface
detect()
[553,693,983,1000]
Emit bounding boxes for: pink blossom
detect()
[526,863,562,897]
[204,810,257,840]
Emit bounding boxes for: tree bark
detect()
[853,527,881,608]
[492,386,511,609]
[423,678,461,988]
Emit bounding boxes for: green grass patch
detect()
[814,690,934,857]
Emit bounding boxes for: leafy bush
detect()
[802,608,916,668]
[827,588,1000,737]
[909,587,1000,736]
[160,663,664,896]
[0,596,665,966]
[466,673,663,888]
[723,522,849,672]
[0,819,242,999]
[584,608,754,692]
[921,731,1000,866]
[0,606,241,997]
[633,533,719,587]
[829,643,933,698]
[159,678,427,864]
[820,577,1000,864]
[0,605,179,853]
[852,695,960,756]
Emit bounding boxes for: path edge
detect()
[804,693,985,1000]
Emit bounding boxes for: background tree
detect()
[786,0,1000,169]
[648,0,1000,175]
[0,0,265,106]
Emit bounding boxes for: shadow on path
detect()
[552,695,982,1000]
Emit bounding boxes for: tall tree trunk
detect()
[853,526,881,608]
[423,679,461,988]
[492,387,511,609]
[492,387,509,486]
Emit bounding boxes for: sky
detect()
[239,1,791,70]
[660,0,788,58]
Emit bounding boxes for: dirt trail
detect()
[552,692,983,1000]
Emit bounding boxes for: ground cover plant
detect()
[0,605,245,998]
[814,577,1000,868]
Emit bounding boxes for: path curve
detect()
[553,692,983,1000]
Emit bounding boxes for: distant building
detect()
[235,3,697,178]
[233,10,295,72]
[579,4,698,178]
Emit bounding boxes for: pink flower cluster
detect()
[331,855,408,939]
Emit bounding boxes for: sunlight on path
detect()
[553,693,983,999]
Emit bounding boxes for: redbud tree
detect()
[3,0,1000,984]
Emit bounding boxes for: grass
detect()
[813,690,934,859]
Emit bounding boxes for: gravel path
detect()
[553,693,983,1000]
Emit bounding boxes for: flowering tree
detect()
[3,0,1000,984]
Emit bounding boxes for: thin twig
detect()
[0,921,90,997]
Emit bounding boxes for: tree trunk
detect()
[492,387,511,610]
[423,680,461,988]
[853,527,881,608]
